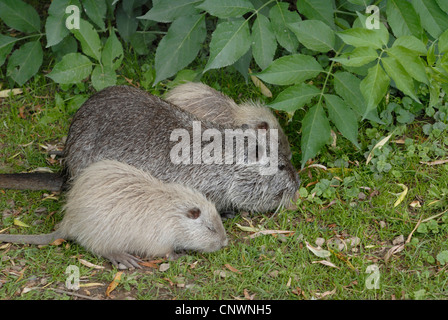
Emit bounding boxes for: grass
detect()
[1,51,448,300]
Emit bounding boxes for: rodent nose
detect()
[223,237,229,247]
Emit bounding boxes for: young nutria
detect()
[0,160,228,269]
[63,85,299,214]
[165,82,292,159]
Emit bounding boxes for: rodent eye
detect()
[278,164,286,170]
[207,225,216,232]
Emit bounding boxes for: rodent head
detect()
[228,152,299,213]
[225,127,300,213]
[174,202,228,253]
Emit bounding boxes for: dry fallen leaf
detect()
[393,184,408,207]
[225,264,242,274]
[247,229,294,239]
[366,134,392,165]
[139,259,164,268]
[384,244,405,263]
[79,283,104,288]
[312,260,340,269]
[50,238,66,246]
[314,287,337,299]
[105,271,123,297]
[13,219,30,228]
[392,235,405,245]
[305,241,331,258]
[249,70,272,98]
[0,88,22,97]
[410,200,421,208]
[78,258,105,269]
[159,263,170,272]
[420,159,448,166]
[315,237,325,247]
[236,223,261,233]
[243,288,256,300]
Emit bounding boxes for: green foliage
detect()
[1,0,448,167]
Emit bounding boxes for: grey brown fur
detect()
[0,160,228,269]
[165,82,292,159]
[64,85,299,213]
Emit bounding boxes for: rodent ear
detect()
[256,121,269,130]
[186,207,201,219]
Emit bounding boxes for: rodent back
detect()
[165,82,292,159]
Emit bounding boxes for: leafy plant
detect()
[1,0,448,167]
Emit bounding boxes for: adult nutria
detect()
[165,82,292,159]
[0,160,228,269]
[63,85,299,213]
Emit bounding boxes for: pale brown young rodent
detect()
[165,82,292,159]
[64,85,300,214]
[0,160,228,269]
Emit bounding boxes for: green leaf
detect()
[439,29,448,53]
[360,63,390,118]
[333,72,364,113]
[333,71,382,123]
[155,14,206,83]
[0,34,18,67]
[47,52,93,84]
[255,54,323,85]
[0,0,40,33]
[51,35,78,61]
[233,46,252,82]
[324,94,360,148]
[296,0,335,29]
[116,3,140,42]
[45,0,81,47]
[436,250,448,265]
[139,0,201,22]
[269,2,300,53]
[337,28,387,49]
[332,47,378,67]
[45,15,70,48]
[288,20,335,53]
[387,45,428,84]
[412,0,448,39]
[269,83,320,112]
[91,65,116,91]
[130,32,156,55]
[251,14,276,70]
[71,19,102,62]
[197,0,254,18]
[300,103,331,168]
[82,0,107,30]
[122,0,147,15]
[203,18,251,73]
[436,0,448,14]
[6,41,43,86]
[386,0,424,39]
[381,56,420,103]
[101,31,123,70]
[392,35,427,55]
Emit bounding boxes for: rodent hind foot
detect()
[104,252,143,270]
